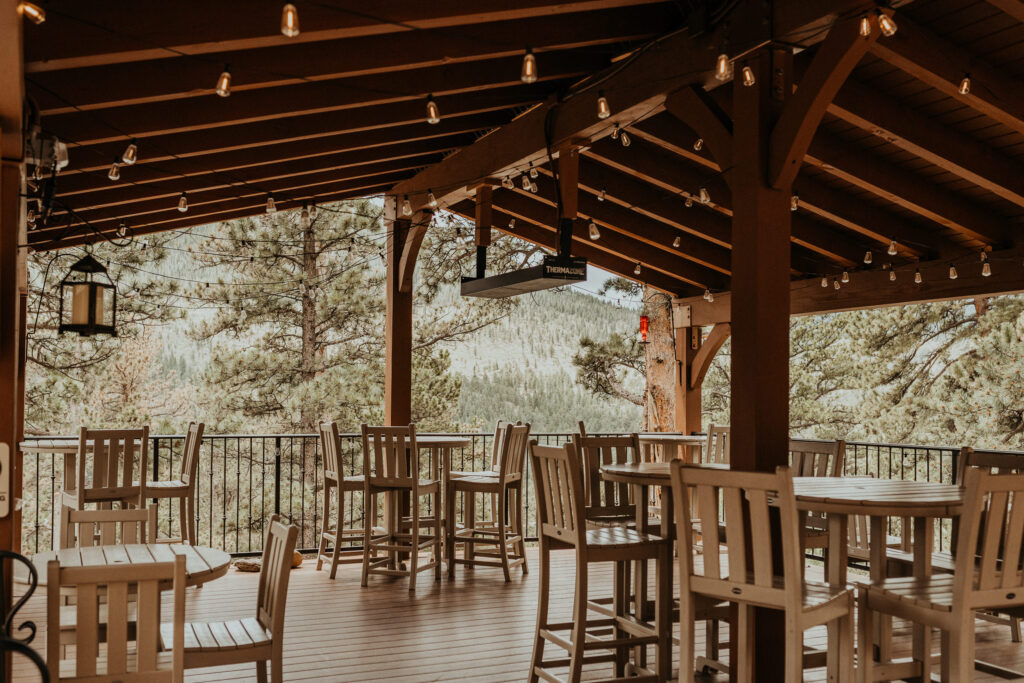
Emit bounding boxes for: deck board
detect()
[12,548,1024,681]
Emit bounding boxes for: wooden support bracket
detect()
[689,323,731,389]
[397,210,431,293]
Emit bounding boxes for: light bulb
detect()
[427,189,438,209]
[596,91,611,119]
[685,197,694,208]
[508,218,515,230]
[707,290,714,303]
[842,270,850,283]
[741,65,756,87]
[821,276,828,288]
[529,163,538,179]
[301,202,310,221]
[834,278,841,290]
[982,253,992,277]
[401,195,412,216]
[521,48,537,84]
[790,193,799,212]
[108,161,121,181]
[703,289,711,301]
[959,73,971,95]
[672,236,681,248]
[216,64,232,97]
[502,176,513,189]
[281,3,299,37]
[864,250,873,265]
[426,95,440,124]
[597,187,606,202]
[949,264,958,280]
[121,138,138,165]
[889,269,896,282]
[714,53,731,82]
[859,14,871,37]
[887,239,898,256]
[693,138,704,152]
[177,192,188,213]
[588,222,600,240]
[117,220,127,238]
[634,262,642,276]
[611,124,620,140]
[914,269,922,284]
[529,182,537,194]
[521,175,531,191]
[877,10,897,37]
[18,2,45,24]
[266,195,277,213]
[698,187,710,204]
[620,130,631,147]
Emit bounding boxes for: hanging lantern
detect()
[639,314,649,344]
[58,253,117,337]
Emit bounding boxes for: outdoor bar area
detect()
[5,0,1024,681]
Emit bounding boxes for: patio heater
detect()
[57,253,118,337]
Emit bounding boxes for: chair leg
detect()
[613,561,627,677]
[317,483,330,572]
[655,544,672,682]
[837,602,855,683]
[176,496,187,544]
[329,487,343,580]
[409,490,419,592]
[735,604,755,683]
[528,538,551,683]
[434,487,442,581]
[498,489,511,583]
[256,660,268,683]
[857,592,873,683]
[514,488,528,575]
[569,558,588,682]
[785,614,803,683]
[678,587,696,682]
[186,494,196,546]
[360,489,372,588]
[465,492,476,565]
[1012,615,1022,643]
[947,612,975,683]
[447,485,457,581]
[271,651,282,683]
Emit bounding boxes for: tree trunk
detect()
[643,287,676,431]
[299,218,319,432]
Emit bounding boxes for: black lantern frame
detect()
[57,253,117,337]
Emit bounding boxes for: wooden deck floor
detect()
[12,548,1024,681]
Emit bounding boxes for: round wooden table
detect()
[20,543,231,588]
[19,438,81,455]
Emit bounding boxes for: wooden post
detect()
[674,326,703,434]
[385,197,413,425]
[474,185,492,279]
[729,47,793,680]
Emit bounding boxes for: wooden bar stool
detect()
[446,422,531,581]
[140,422,203,544]
[528,441,672,682]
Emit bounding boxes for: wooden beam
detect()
[677,243,1024,325]
[769,13,879,188]
[385,201,412,425]
[663,86,733,170]
[987,0,1024,23]
[674,326,702,435]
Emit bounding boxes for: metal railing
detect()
[20,433,966,555]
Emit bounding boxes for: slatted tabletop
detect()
[636,433,706,446]
[416,436,472,449]
[601,461,727,487]
[23,543,231,587]
[791,477,963,517]
[19,439,86,455]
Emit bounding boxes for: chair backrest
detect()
[670,461,803,609]
[319,421,344,483]
[361,424,418,486]
[788,439,845,477]
[956,447,1024,484]
[573,433,642,521]
[256,514,299,641]
[576,420,588,438]
[953,469,1024,611]
[178,422,204,487]
[488,420,508,472]
[76,426,149,507]
[61,506,158,549]
[529,441,586,548]
[47,553,185,682]
[497,423,532,484]
[705,424,730,464]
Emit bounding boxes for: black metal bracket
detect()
[0,550,48,683]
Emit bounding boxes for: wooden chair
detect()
[316,421,377,579]
[574,433,643,529]
[61,505,157,549]
[447,422,531,581]
[47,552,185,682]
[704,424,730,464]
[528,441,672,682]
[449,420,517,538]
[140,422,204,544]
[859,469,1024,682]
[61,427,149,547]
[160,514,298,682]
[360,424,442,591]
[789,439,845,554]
[670,462,854,682]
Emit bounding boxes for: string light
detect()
[841,270,850,283]
[887,239,898,256]
[864,250,873,265]
[790,192,799,212]
[959,73,971,95]
[914,268,922,284]
[266,194,277,213]
[698,187,710,204]
[177,192,188,213]
[707,290,714,303]
[281,3,299,37]
[508,218,515,230]
[714,53,731,82]
[821,276,828,288]
[876,9,897,37]
[18,2,45,24]
[216,64,232,97]
[427,189,438,209]
[117,220,128,238]
[501,176,513,190]
[693,138,704,152]
[611,124,620,140]
[588,222,601,240]
[529,162,538,179]
[859,13,871,37]
[121,139,138,165]
[741,64,756,87]
[521,47,537,84]
[981,252,992,277]
[672,236,681,248]
[597,187,606,201]
[619,129,631,147]
[596,91,611,119]
[401,195,412,216]
[685,197,694,208]
[301,202,310,221]
[703,288,713,302]
[521,175,532,191]
[634,262,642,276]
[834,278,841,290]
[107,160,121,182]
[889,268,896,282]
[529,182,538,194]
[425,95,441,124]
[949,264,958,280]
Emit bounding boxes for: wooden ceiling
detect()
[20,0,1024,306]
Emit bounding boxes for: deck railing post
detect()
[151,437,160,505]
[274,436,282,516]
